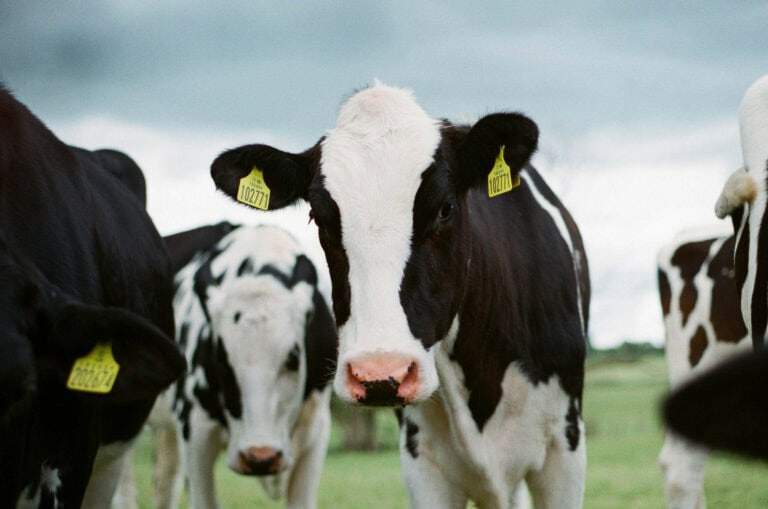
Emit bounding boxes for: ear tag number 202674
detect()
[488,145,521,198]
[66,342,120,394]
[237,166,271,210]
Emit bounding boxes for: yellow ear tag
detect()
[237,166,271,210]
[66,342,120,394]
[487,145,520,198]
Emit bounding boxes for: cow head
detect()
[0,238,186,420]
[207,274,315,475]
[211,83,537,406]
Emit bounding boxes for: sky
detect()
[1,1,765,348]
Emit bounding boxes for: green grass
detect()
[130,354,768,507]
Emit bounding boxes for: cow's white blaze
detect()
[320,83,442,402]
[209,275,313,472]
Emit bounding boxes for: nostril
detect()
[398,362,419,402]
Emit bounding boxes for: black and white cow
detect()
[657,229,750,509]
[149,223,337,508]
[210,83,590,508]
[0,85,185,507]
[713,74,768,346]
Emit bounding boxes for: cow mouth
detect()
[355,377,407,406]
[236,448,284,476]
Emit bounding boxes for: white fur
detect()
[714,167,757,219]
[657,231,750,509]
[321,83,443,402]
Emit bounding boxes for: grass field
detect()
[130,353,768,507]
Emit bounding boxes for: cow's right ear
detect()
[46,301,187,403]
[210,143,317,210]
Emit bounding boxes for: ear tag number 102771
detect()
[237,166,271,210]
[66,342,120,394]
[488,145,520,198]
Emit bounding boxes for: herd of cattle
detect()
[0,74,765,508]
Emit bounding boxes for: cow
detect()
[146,223,337,509]
[664,344,768,461]
[713,74,768,346]
[0,84,186,508]
[209,82,590,508]
[656,229,750,509]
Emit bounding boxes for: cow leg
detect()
[181,408,222,509]
[525,432,586,509]
[81,440,137,509]
[285,407,331,509]
[153,424,183,509]
[399,449,468,509]
[659,432,708,509]
[111,452,138,509]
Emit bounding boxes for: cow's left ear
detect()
[455,113,538,192]
[47,301,186,403]
[211,142,319,210]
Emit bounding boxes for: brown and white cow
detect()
[210,83,589,508]
[657,228,750,509]
[713,74,768,346]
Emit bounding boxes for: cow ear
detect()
[210,143,318,210]
[663,347,768,460]
[455,113,538,192]
[49,302,186,403]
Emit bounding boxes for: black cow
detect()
[210,83,589,507]
[0,85,185,508]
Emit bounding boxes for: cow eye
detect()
[437,202,454,222]
[285,344,300,371]
[233,311,242,324]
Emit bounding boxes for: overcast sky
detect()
[1,2,765,347]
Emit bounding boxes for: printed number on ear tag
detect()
[488,145,520,198]
[237,166,271,210]
[66,342,120,394]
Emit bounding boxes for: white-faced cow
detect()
[713,74,768,346]
[0,85,185,508]
[657,229,750,509]
[150,223,337,509]
[210,83,590,508]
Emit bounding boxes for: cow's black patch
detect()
[164,221,239,273]
[216,338,243,419]
[178,321,190,349]
[752,175,768,346]
[306,178,351,326]
[302,289,338,399]
[565,397,580,451]
[188,329,227,427]
[708,236,747,343]
[291,254,318,287]
[657,269,671,317]
[237,257,254,277]
[258,264,291,287]
[404,418,419,458]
